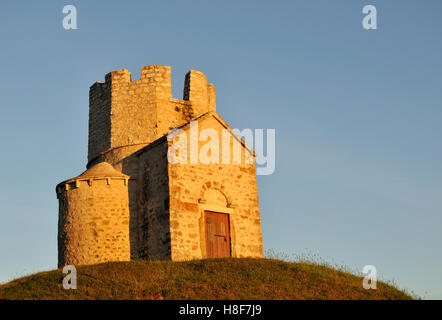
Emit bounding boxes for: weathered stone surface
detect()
[57,163,130,267]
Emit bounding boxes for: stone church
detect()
[56,65,263,267]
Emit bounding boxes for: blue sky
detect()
[0,0,441,298]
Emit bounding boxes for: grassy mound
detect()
[0,258,413,300]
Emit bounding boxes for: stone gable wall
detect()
[167,116,263,260]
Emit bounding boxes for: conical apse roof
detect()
[77,162,128,179]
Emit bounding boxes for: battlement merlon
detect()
[89,65,216,109]
[183,70,216,112]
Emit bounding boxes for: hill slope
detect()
[0,258,412,300]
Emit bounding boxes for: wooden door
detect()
[205,211,231,258]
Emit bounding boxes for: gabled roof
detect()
[135,111,256,157]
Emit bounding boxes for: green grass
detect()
[0,258,414,300]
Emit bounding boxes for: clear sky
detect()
[0,0,441,299]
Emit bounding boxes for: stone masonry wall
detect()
[137,142,171,260]
[88,81,111,162]
[57,178,130,267]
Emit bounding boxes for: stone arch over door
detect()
[198,181,237,258]
[199,181,235,208]
[203,188,228,207]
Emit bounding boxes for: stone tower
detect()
[56,162,130,267]
[57,65,263,267]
